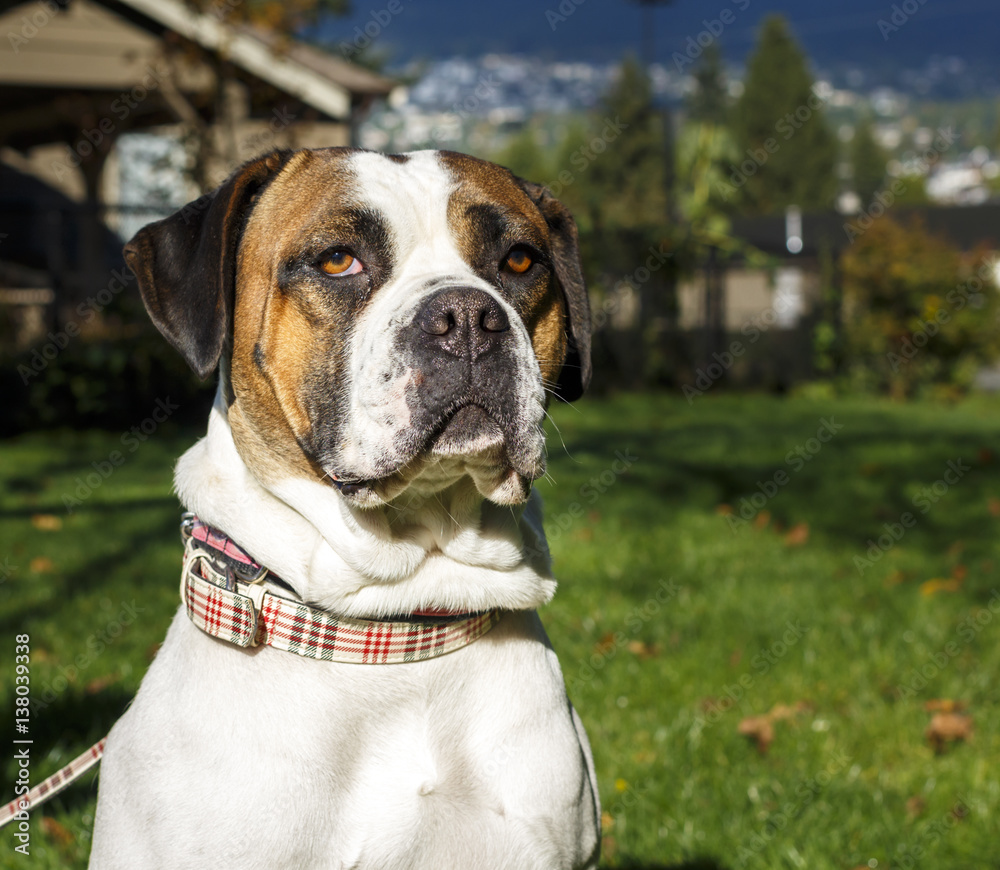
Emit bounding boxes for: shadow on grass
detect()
[605,859,731,870]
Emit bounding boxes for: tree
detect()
[730,15,837,214]
[852,116,889,206]
[839,217,1000,397]
[688,43,728,127]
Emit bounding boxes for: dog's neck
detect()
[173,391,555,618]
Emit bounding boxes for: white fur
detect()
[89,151,600,869]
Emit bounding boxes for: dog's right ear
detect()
[124,150,293,379]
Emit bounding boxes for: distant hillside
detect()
[319,0,1000,98]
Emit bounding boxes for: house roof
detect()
[0,0,394,150]
[731,204,1000,258]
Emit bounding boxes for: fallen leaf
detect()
[925,712,973,753]
[31,514,62,531]
[919,577,963,596]
[627,640,660,660]
[738,715,774,754]
[594,632,616,655]
[715,503,734,516]
[601,834,617,860]
[924,699,965,713]
[989,497,1000,518]
[729,649,743,667]
[29,557,54,573]
[951,564,968,581]
[906,795,927,820]
[85,674,119,694]
[601,811,615,831]
[769,701,811,721]
[783,522,809,547]
[753,510,771,530]
[41,816,74,847]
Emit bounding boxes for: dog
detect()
[89,148,600,869]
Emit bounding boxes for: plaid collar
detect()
[179,515,501,664]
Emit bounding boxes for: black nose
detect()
[416,288,510,360]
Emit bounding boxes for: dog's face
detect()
[126,149,590,508]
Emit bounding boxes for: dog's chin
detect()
[331,405,541,509]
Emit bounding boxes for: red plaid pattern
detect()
[0,740,105,830]
[183,555,501,663]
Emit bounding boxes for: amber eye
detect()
[318,251,361,276]
[505,248,533,274]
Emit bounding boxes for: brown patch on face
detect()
[227,148,372,483]
[437,151,569,398]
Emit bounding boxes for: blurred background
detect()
[1,1,999,867]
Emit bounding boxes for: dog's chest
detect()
[95,609,597,869]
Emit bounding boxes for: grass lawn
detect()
[2,392,999,868]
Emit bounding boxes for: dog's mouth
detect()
[328,403,541,507]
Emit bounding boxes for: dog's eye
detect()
[318,251,363,276]
[504,248,533,274]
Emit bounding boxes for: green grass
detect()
[2,393,999,868]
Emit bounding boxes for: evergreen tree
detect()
[852,116,889,206]
[730,15,838,214]
[688,43,728,127]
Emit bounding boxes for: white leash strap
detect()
[0,740,105,829]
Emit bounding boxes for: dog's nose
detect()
[416,288,510,360]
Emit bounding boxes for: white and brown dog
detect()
[90,148,600,869]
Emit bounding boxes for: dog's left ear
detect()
[124,150,293,379]
[516,179,592,402]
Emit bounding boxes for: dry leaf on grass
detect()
[924,698,965,713]
[41,817,74,847]
[627,640,660,660]
[906,795,927,819]
[919,577,963,596]
[85,674,119,694]
[925,712,973,753]
[594,632,616,655]
[783,522,810,547]
[753,510,771,530]
[737,715,775,754]
[29,557,54,573]
[31,514,62,531]
[988,497,1000,517]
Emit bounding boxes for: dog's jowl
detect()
[89,148,600,869]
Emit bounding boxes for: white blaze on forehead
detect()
[339,149,543,480]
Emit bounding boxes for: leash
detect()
[0,741,105,830]
[0,515,501,828]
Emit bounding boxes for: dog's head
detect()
[126,149,590,508]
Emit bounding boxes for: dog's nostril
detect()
[480,305,509,333]
[420,310,453,336]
